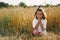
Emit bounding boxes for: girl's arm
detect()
[40,22,45,31]
[34,19,41,29]
[34,21,40,30]
[38,19,45,31]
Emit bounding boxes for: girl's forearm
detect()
[40,22,45,31]
[34,19,41,29]
[34,22,40,29]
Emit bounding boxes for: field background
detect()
[0,6,60,40]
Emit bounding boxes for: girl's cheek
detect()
[40,15,43,17]
[37,15,40,18]
[38,15,41,17]
[37,15,39,17]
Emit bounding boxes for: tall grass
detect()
[45,7,60,34]
[0,6,60,40]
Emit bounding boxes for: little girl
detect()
[32,7,47,36]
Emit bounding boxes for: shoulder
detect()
[42,19,47,23]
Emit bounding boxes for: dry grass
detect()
[0,6,60,40]
[0,32,60,40]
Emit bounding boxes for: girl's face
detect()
[36,11,43,19]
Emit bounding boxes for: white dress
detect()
[32,18,47,34]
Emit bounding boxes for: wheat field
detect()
[0,6,60,40]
